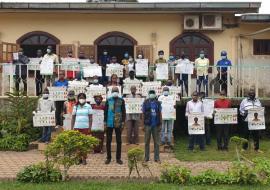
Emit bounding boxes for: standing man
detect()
[177,52,190,96]
[142,90,162,163]
[195,50,209,96]
[104,87,126,165]
[239,89,262,152]
[99,49,110,85]
[13,48,30,93]
[185,92,205,151]
[153,50,167,74]
[35,49,44,96]
[53,70,69,127]
[214,90,232,151]
[216,51,232,94]
[126,86,141,145]
[42,46,59,86]
[158,87,175,147]
[167,53,176,80]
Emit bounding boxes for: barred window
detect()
[253,39,270,55]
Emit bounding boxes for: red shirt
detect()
[91,104,105,110]
[214,99,231,108]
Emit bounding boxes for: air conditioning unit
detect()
[202,15,222,30]
[184,15,200,30]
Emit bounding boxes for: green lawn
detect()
[0,181,269,190]
[174,137,270,161]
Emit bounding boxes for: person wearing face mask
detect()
[177,52,191,96]
[53,70,69,127]
[34,49,44,96]
[65,50,76,80]
[168,53,176,80]
[91,95,106,153]
[142,90,162,163]
[158,87,176,147]
[126,86,142,145]
[123,69,141,84]
[62,90,76,130]
[185,92,205,151]
[13,48,30,94]
[99,49,110,85]
[239,89,262,152]
[125,56,136,78]
[214,90,232,151]
[154,50,167,73]
[121,52,130,66]
[104,87,126,165]
[36,88,56,143]
[71,93,93,165]
[89,75,103,87]
[42,46,59,86]
[216,51,232,94]
[135,53,148,82]
[195,50,209,97]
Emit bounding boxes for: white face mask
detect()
[79,99,86,104]
[159,55,163,59]
[221,56,227,60]
[93,79,99,84]
[43,94,49,99]
[103,52,108,55]
[47,49,52,54]
[112,92,119,98]
[163,91,169,96]
[138,55,142,59]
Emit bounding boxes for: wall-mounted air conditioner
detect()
[202,15,222,30]
[184,15,200,30]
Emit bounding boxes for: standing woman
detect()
[71,93,93,165]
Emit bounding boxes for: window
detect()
[253,39,270,55]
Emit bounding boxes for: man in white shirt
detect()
[239,89,262,152]
[158,87,175,147]
[185,91,205,151]
[195,50,209,96]
[177,52,191,96]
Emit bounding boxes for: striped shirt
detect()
[72,103,93,129]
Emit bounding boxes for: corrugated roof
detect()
[241,14,270,22]
[0,2,261,14]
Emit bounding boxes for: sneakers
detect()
[105,159,111,165]
[117,159,123,165]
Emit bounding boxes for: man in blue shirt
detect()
[53,70,69,127]
[99,49,111,85]
[142,90,162,163]
[216,51,232,94]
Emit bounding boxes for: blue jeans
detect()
[144,125,160,161]
[41,126,52,142]
[161,120,173,144]
[188,135,205,150]
[197,75,208,96]
[179,74,188,96]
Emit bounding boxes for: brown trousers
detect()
[126,120,139,144]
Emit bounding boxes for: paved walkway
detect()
[0,150,230,180]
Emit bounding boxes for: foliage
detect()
[191,169,234,185]
[17,161,62,183]
[253,158,270,184]
[0,133,30,151]
[127,147,152,178]
[160,164,191,184]
[230,136,249,161]
[45,130,99,181]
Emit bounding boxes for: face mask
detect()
[169,56,174,60]
[112,92,119,98]
[90,59,95,63]
[221,56,226,60]
[124,54,129,58]
[138,55,142,59]
[200,54,205,59]
[79,99,86,104]
[93,79,99,84]
[163,91,169,96]
[103,52,108,55]
[47,49,51,54]
[43,94,49,99]
[128,58,133,62]
[159,55,163,59]
[95,99,102,104]
[18,52,23,56]
[68,96,75,101]
[149,94,156,99]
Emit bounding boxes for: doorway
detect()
[95,32,137,63]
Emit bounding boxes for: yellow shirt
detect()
[155,58,167,64]
[121,59,129,65]
[195,57,209,76]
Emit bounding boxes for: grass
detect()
[174,137,270,161]
[0,181,269,190]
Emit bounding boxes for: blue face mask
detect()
[169,56,174,60]
[95,99,102,104]
[200,54,205,58]
[163,91,169,96]
[124,54,129,58]
[112,92,119,98]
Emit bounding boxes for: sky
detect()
[0,0,269,14]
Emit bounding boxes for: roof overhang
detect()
[241,14,270,23]
[0,2,261,14]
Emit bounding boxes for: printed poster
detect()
[83,65,102,77]
[124,98,144,114]
[248,107,265,130]
[188,112,205,135]
[203,99,215,119]
[40,57,54,75]
[33,111,56,127]
[48,87,68,101]
[92,110,105,132]
[141,81,162,96]
[135,59,148,76]
[156,63,169,80]
[214,108,238,124]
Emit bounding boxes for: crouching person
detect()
[142,90,162,163]
[37,88,55,143]
[71,93,93,165]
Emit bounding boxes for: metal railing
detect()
[1,62,270,99]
